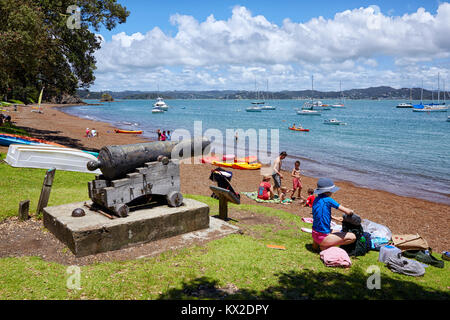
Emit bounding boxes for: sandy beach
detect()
[2,103,449,252]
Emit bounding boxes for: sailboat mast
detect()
[438,72,440,104]
[421,80,423,103]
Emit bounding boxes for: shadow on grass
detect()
[158,268,450,300]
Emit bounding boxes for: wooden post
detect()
[18,200,30,221]
[218,196,228,220]
[36,168,56,215]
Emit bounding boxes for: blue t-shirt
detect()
[312,194,340,234]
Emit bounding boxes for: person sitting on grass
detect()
[280,187,293,203]
[257,175,274,200]
[311,178,356,252]
[303,188,315,208]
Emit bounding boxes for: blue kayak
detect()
[0,135,42,147]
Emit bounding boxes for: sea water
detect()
[63,99,450,205]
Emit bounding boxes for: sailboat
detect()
[153,85,169,111]
[260,80,276,110]
[413,75,448,112]
[331,81,346,108]
[297,76,321,115]
[246,79,264,112]
[396,87,413,108]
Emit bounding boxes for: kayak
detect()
[212,160,236,168]
[114,129,143,134]
[235,156,258,163]
[289,127,309,132]
[232,162,262,170]
[201,156,219,164]
[0,133,66,147]
[222,154,235,161]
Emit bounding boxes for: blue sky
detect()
[91,1,450,91]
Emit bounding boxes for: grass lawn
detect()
[0,154,449,300]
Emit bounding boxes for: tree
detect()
[0,0,129,103]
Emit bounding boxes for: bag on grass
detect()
[386,252,425,277]
[392,234,429,251]
[361,219,392,240]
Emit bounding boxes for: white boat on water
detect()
[297,109,321,116]
[246,106,262,112]
[396,102,413,108]
[152,107,165,113]
[5,144,101,174]
[260,105,276,110]
[331,81,346,108]
[412,104,448,112]
[153,97,168,110]
[324,118,347,125]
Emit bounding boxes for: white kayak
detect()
[5,144,101,174]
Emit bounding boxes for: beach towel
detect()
[302,217,314,224]
[242,192,292,204]
[320,247,352,268]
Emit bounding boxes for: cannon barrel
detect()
[87,137,211,180]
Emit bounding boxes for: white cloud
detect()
[92,4,450,91]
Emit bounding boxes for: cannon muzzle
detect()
[88,137,211,180]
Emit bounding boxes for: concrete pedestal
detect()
[43,198,210,257]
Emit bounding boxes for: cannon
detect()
[87,137,211,217]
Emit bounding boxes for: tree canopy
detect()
[0,0,129,103]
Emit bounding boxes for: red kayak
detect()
[289,127,310,132]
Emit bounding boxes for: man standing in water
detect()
[272,151,287,198]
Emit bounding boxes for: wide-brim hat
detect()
[314,178,340,195]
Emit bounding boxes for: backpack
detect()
[392,234,429,251]
[340,219,371,257]
[386,252,426,277]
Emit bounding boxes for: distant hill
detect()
[76,86,450,101]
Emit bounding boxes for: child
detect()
[291,161,304,201]
[311,178,356,251]
[303,188,315,207]
[257,176,274,200]
[280,187,293,203]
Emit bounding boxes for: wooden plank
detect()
[18,200,30,221]
[36,168,56,215]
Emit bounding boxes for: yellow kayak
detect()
[232,162,262,170]
[211,160,235,168]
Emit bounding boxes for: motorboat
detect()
[153,97,168,110]
[152,107,165,113]
[297,109,321,116]
[260,105,276,110]
[396,102,413,108]
[246,106,262,112]
[324,118,347,125]
[5,144,101,174]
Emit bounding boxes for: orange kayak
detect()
[114,129,143,134]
